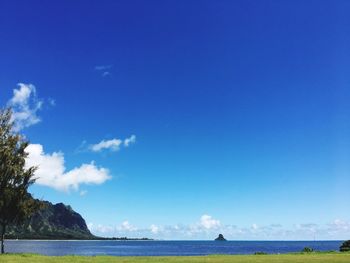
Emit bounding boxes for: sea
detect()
[4,240,343,256]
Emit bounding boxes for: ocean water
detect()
[4,240,342,256]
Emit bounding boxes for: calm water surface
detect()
[4,240,342,256]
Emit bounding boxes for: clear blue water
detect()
[4,240,342,256]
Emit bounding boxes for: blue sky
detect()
[1,0,350,240]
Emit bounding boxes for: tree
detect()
[340,240,350,252]
[0,108,40,254]
[301,247,314,253]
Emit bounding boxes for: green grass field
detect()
[1,253,350,263]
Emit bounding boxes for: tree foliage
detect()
[340,240,350,252]
[301,247,314,253]
[0,108,40,254]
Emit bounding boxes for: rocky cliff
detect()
[7,200,95,240]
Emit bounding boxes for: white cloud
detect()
[79,190,88,196]
[88,223,114,234]
[88,221,140,237]
[118,221,138,232]
[150,224,159,234]
[200,214,221,230]
[124,135,136,147]
[90,135,136,152]
[90,138,123,152]
[10,83,33,104]
[327,219,350,236]
[251,223,258,230]
[7,83,44,131]
[25,144,111,192]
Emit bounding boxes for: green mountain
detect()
[7,200,95,240]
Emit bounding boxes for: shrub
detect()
[254,251,267,255]
[340,240,350,252]
[302,247,314,253]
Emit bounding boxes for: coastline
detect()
[1,252,350,263]
[4,239,344,241]
[5,237,154,241]
[5,239,156,242]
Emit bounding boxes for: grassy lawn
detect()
[1,253,350,263]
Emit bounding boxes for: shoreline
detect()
[4,239,344,242]
[1,252,350,263]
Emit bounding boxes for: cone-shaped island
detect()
[215,234,226,241]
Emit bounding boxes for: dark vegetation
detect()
[7,196,153,240]
[7,198,94,240]
[0,108,41,253]
[302,247,314,253]
[340,240,350,252]
[254,251,268,255]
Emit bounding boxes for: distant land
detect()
[215,234,226,241]
[7,197,152,240]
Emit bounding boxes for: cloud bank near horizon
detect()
[88,216,350,240]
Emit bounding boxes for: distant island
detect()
[7,197,152,241]
[215,234,226,241]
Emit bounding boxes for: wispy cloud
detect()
[90,135,136,152]
[48,98,56,106]
[124,135,136,147]
[102,71,110,77]
[95,65,113,71]
[7,83,43,131]
[90,138,123,152]
[80,190,88,196]
[95,64,113,77]
[25,144,111,192]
